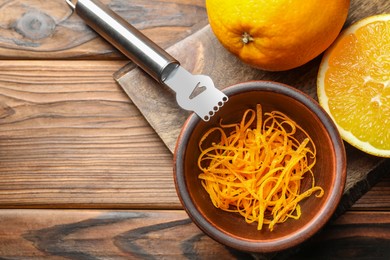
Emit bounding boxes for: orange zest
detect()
[198,104,324,231]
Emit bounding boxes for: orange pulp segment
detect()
[317,14,390,157]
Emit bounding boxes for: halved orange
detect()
[317,14,390,157]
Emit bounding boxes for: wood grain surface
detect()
[0,60,186,208]
[0,0,207,59]
[0,209,389,259]
[0,0,206,208]
[0,0,389,258]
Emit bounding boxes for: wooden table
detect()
[0,0,389,258]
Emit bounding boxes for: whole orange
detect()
[206,0,350,71]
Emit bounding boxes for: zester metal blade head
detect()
[164,66,228,121]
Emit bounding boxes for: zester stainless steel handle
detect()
[66,0,179,83]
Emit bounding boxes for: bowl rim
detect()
[173,80,347,253]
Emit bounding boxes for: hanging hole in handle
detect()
[66,0,76,10]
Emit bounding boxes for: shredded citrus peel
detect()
[198,104,324,231]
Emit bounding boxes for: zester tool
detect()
[65,0,228,121]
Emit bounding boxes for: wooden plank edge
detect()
[333,158,390,218]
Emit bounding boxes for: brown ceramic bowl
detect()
[173,81,346,253]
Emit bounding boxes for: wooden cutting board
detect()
[114,0,390,212]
